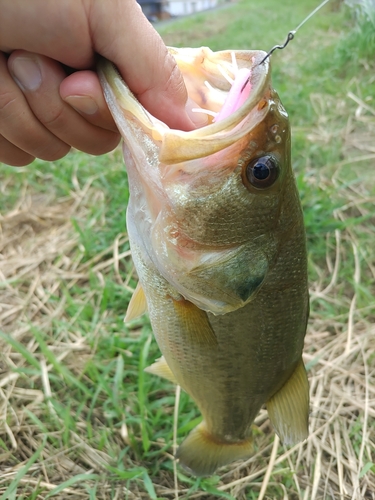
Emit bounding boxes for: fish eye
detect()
[245,155,279,189]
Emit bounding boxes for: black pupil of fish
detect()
[253,162,270,180]
[245,155,279,189]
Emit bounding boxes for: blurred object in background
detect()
[344,0,375,23]
[137,0,224,21]
[137,0,170,22]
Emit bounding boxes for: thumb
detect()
[89,0,197,131]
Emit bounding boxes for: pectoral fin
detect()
[144,356,177,384]
[124,282,147,322]
[172,298,217,347]
[266,358,309,445]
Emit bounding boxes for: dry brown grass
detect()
[0,172,134,499]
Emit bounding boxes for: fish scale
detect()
[98,47,310,476]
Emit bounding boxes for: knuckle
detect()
[163,54,186,98]
[40,105,66,129]
[0,89,18,116]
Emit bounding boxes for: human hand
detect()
[0,0,198,166]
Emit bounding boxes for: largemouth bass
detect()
[98,47,309,477]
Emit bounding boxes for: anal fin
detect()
[124,282,147,322]
[176,422,253,476]
[144,356,177,384]
[266,357,309,445]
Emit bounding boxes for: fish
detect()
[98,47,310,477]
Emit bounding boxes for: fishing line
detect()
[258,0,332,65]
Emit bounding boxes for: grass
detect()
[1,0,375,498]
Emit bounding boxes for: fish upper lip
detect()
[98,48,270,163]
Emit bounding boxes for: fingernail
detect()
[64,96,99,115]
[185,97,208,128]
[11,57,42,91]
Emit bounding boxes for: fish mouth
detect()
[98,47,270,164]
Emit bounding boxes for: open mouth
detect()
[98,48,270,163]
[187,51,252,126]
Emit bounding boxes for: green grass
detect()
[1,0,375,498]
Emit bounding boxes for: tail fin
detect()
[176,422,253,476]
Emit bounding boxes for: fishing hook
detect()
[257,30,296,66]
[256,0,332,66]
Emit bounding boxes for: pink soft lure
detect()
[214,67,251,123]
